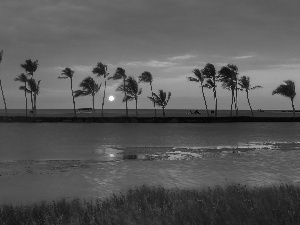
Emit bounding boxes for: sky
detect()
[0,0,300,110]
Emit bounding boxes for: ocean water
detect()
[0,122,300,205]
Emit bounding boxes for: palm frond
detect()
[202,63,216,79]
[74,90,90,98]
[19,86,31,93]
[139,71,153,83]
[187,77,199,82]
[14,73,27,83]
[92,62,108,78]
[60,67,74,79]
[250,85,262,90]
[21,59,38,75]
[109,67,126,80]
[272,80,296,99]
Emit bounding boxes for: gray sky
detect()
[0,0,300,110]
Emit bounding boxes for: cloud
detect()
[168,54,197,61]
[55,65,93,73]
[121,60,177,68]
[232,55,253,60]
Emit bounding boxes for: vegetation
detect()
[1,184,300,225]
[74,76,101,112]
[109,67,128,116]
[187,69,210,116]
[149,89,171,117]
[139,71,156,117]
[20,59,39,115]
[0,50,7,116]
[202,63,217,116]
[58,67,77,117]
[14,73,28,116]
[92,62,110,117]
[218,64,239,117]
[239,76,262,116]
[117,76,142,116]
[272,80,296,116]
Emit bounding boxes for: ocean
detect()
[0,122,300,205]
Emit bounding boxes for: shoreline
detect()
[1,115,300,123]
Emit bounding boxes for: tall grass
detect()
[1,184,300,224]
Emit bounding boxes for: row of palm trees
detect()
[57,63,172,117]
[0,50,297,117]
[188,63,297,116]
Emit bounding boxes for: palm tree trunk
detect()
[230,89,234,117]
[70,78,76,117]
[291,98,295,116]
[162,107,165,117]
[213,77,217,117]
[92,94,95,112]
[123,77,128,116]
[33,93,37,116]
[246,91,253,117]
[101,77,107,117]
[150,83,156,117]
[201,84,209,116]
[135,97,138,117]
[25,82,28,117]
[0,80,7,116]
[235,78,239,117]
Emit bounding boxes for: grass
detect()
[1,184,300,225]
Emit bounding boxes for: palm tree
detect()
[74,76,101,111]
[58,67,77,117]
[19,79,41,114]
[117,76,142,116]
[149,89,171,117]
[109,67,128,116]
[0,50,7,116]
[239,76,262,116]
[20,59,38,114]
[272,80,296,116]
[139,71,156,117]
[202,63,217,116]
[187,69,209,116]
[218,64,239,117]
[14,73,28,116]
[92,62,109,117]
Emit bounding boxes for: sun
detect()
[108,96,115,101]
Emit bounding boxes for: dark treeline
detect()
[0,49,297,117]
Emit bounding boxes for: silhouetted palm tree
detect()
[20,79,41,114]
[202,63,217,116]
[59,67,76,117]
[109,67,128,116]
[0,50,7,116]
[20,59,38,114]
[92,62,109,117]
[272,80,296,116]
[139,71,156,117]
[239,76,262,116]
[187,69,209,116]
[149,90,171,117]
[14,73,28,116]
[218,64,239,117]
[117,76,142,116]
[74,76,101,111]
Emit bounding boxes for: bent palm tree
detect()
[92,62,109,117]
[14,73,28,116]
[218,64,239,117]
[74,76,101,112]
[187,69,209,116]
[59,67,76,117]
[149,90,171,117]
[109,67,128,116]
[20,79,41,114]
[272,80,296,116]
[20,59,38,115]
[239,76,262,116]
[0,50,7,116]
[117,76,142,116]
[202,63,217,116]
[139,71,156,117]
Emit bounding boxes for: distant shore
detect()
[0,109,300,122]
